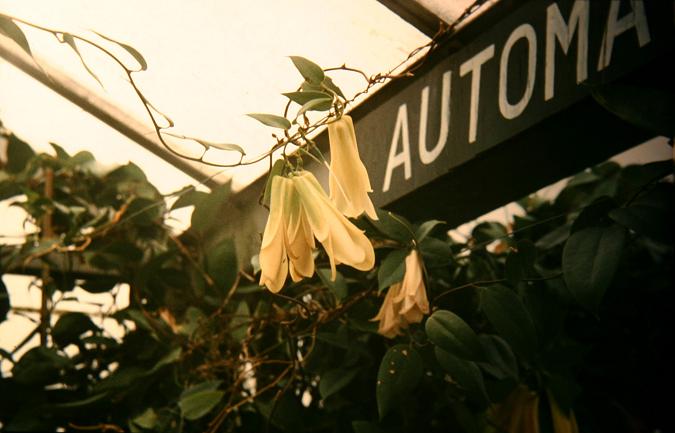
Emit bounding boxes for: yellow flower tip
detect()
[372,249,429,338]
[327,115,378,220]
[291,170,376,278]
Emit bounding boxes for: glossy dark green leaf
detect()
[81,278,118,294]
[425,310,484,361]
[472,222,507,245]
[179,389,224,420]
[609,183,673,242]
[477,334,518,380]
[247,113,291,130]
[93,31,147,71]
[371,209,414,244]
[563,225,626,311]
[376,345,422,419]
[480,285,537,360]
[415,220,445,242]
[5,134,35,174]
[505,239,537,284]
[52,312,98,347]
[434,347,489,406]
[12,347,71,385]
[377,249,407,292]
[289,56,325,84]
[591,83,675,137]
[263,159,286,207]
[570,197,617,233]
[316,268,348,300]
[319,367,360,399]
[0,16,31,56]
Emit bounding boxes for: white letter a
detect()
[382,104,412,193]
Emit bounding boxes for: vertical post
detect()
[39,168,54,347]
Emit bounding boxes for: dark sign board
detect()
[353,0,673,214]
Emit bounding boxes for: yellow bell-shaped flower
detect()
[291,170,375,280]
[328,115,378,220]
[372,249,430,338]
[259,175,315,293]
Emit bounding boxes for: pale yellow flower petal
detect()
[371,283,406,339]
[291,171,375,280]
[259,176,293,293]
[328,115,378,220]
[393,250,429,324]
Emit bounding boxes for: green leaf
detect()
[49,142,70,160]
[376,345,422,419]
[205,238,238,292]
[164,132,245,155]
[472,222,507,245]
[5,134,35,174]
[371,209,414,243]
[125,197,162,226]
[591,83,675,137]
[191,182,231,233]
[263,159,285,207]
[434,347,489,406]
[179,389,224,420]
[289,56,325,84]
[247,113,291,130]
[93,31,147,71]
[146,346,182,375]
[171,189,208,211]
[425,310,484,361]
[477,334,518,380]
[298,97,332,114]
[319,367,360,400]
[81,278,118,294]
[505,239,537,285]
[12,347,71,386]
[377,249,407,292]
[283,91,332,106]
[480,285,537,360]
[130,408,158,430]
[322,75,345,99]
[230,301,250,342]
[415,220,445,242]
[52,312,98,347]
[316,268,348,300]
[562,225,627,311]
[0,16,31,56]
[609,183,673,242]
[0,277,9,322]
[61,33,103,87]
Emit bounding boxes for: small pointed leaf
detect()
[247,113,291,130]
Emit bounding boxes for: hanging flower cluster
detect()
[259,171,375,292]
[371,249,430,338]
[258,115,379,293]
